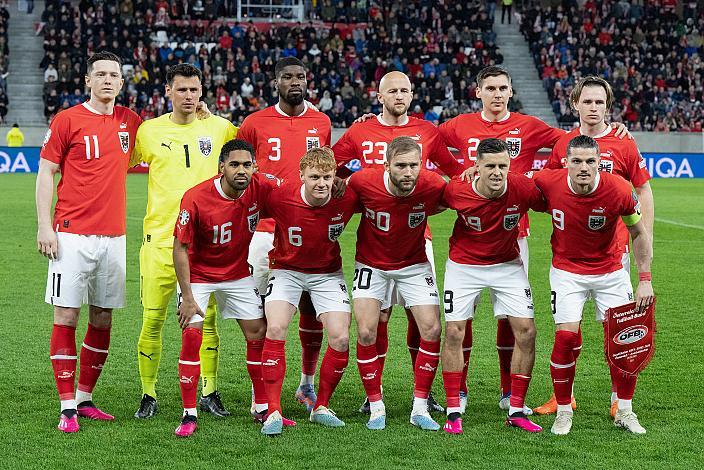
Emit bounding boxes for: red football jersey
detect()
[348,168,447,270]
[443,173,547,265]
[237,102,332,232]
[174,173,278,283]
[333,114,464,177]
[439,111,564,237]
[547,126,652,254]
[533,169,640,275]
[264,183,359,274]
[40,102,141,236]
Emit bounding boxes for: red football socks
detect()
[509,374,531,410]
[246,339,267,407]
[179,327,203,410]
[550,330,578,406]
[50,324,77,403]
[375,320,389,376]
[496,318,514,395]
[414,339,440,399]
[406,311,421,367]
[315,345,349,408]
[299,314,323,377]
[262,338,287,414]
[460,319,473,394]
[77,323,110,396]
[442,370,463,410]
[357,342,382,402]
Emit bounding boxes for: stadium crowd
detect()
[39,0,507,126]
[0,0,10,124]
[521,0,703,132]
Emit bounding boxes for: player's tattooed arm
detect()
[611,122,633,140]
[36,159,61,260]
[173,238,204,328]
[627,220,654,312]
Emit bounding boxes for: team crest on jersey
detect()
[503,213,520,230]
[328,223,345,241]
[408,212,426,228]
[599,159,614,173]
[588,215,606,230]
[178,209,190,226]
[197,136,213,157]
[306,136,321,150]
[118,132,130,154]
[247,212,260,233]
[506,137,521,159]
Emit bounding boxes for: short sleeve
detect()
[40,113,69,164]
[331,128,358,166]
[624,140,651,188]
[174,193,196,244]
[236,116,255,144]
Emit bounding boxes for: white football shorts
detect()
[188,276,263,323]
[353,261,439,308]
[443,258,534,322]
[264,269,351,316]
[549,266,634,324]
[381,238,437,310]
[45,232,126,309]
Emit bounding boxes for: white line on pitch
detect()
[655,218,704,231]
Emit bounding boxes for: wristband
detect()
[638,272,652,281]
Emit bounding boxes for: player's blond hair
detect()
[387,136,421,163]
[570,76,614,111]
[299,147,337,173]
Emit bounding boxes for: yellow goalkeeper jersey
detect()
[132,113,238,247]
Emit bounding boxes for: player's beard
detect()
[389,174,416,194]
[385,101,409,117]
[229,175,251,191]
[283,89,306,107]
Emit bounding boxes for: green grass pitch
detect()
[1,174,702,468]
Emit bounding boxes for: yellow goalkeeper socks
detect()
[200,300,220,396]
[137,307,167,398]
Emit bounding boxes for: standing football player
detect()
[259,148,359,435]
[533,135,654,435]
[333,71,464,414]
[534,76,655,417]
[172,139,278,437]
[37,51,141,432]
[349,136,447,431]
[440,139,545,434]
[132,64,237,419]
[237,57,333,412]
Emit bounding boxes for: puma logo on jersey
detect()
[508,128,521,135]
[507,204,520,212]
[413,203,425,210]
[592,207,606,214]
[308,128,318,134]
[249,203,258,212]
[331,213,343,221]
[120,122,128,129]
[161,142,173,150]
[410,134,421,140]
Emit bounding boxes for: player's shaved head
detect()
[300,147,336,173]
[378,71,413,118]
[379,71,412,93]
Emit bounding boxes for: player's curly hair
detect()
[477,138,509,160]
[166,63,203,86]
[570,75,615,111]
[219,139,255,163]
[299,147,336,173]
[386,136,421,163]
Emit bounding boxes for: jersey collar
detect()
[472,176,507,199]
[580,124,612,139]
[275,101,309,117]
[480,110,511,123]
[300,184,330,207]
[82,101,114,116]
[214,176,246,200]
[567,172,600,195]
[377,113,409,127]
[384,171,416,196]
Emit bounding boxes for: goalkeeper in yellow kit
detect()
[131,64,237,418]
